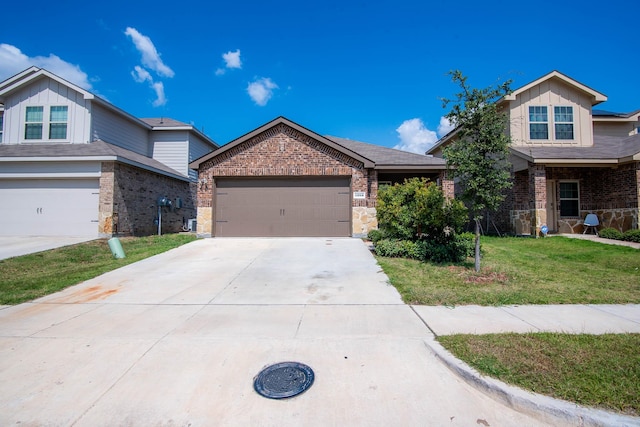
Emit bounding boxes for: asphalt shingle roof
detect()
[0,140,187,179]
[326,136,446,167]
[510,133,640,161]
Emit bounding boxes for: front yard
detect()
[377,236,640,416]
[377,236,640,306]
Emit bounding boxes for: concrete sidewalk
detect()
[413,304,640,335]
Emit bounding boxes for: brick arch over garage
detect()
[193,119,377,237]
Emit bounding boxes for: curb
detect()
[423,336,640,427]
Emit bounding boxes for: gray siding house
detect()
[0,67,218,237]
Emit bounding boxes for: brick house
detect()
[428,71,640,236]
[190,117,448,237]
[0,67,218,237]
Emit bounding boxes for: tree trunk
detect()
[474,219,481,272]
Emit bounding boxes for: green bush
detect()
[374,239,422,259]
[374,233,474,263]
[377,178,468,242]
[599,228,623,240]
[367,229,384,243]
[622,229,640,243]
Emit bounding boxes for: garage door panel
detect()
[215,178,351,237]
[0,179,99,237]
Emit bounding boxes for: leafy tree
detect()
[377,177,468,243]
[441,71,513,272]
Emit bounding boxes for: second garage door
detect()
[215,178,351,237]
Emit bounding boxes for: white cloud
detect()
[437,116,455,136]
[215,68,226,76]
[247,77,278,106]
[393,118,439,154]
[222,49,242,69]
[0,43,92,90]
[151,82,167,107]
[131,65,152,83]
[124,27,174,78]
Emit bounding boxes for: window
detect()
[559,182,579,217]
[49,106,68,139]
[0,115,3,143]
[529,106,548,139]
[23,105,69,141]
[25,106,44,139]
[554,106,574,139]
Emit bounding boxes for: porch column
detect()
[529,163,547,237]
[439,170,455,200]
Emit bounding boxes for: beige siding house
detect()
[0,67,218,237]
[429,70,640,236]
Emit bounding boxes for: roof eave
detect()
[504,70,607,105]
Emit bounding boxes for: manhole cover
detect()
[253,362,315,399]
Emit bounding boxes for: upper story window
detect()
[24,105,68,141]
[49,106,68,139]
[0,115,3,143]
[25,106,44,139]
[529,106,548,139]
[554,106,574,139]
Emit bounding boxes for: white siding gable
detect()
[188,133,215,181]
[2,77,91,144]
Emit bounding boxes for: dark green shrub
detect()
[622,229,640,243]
[367,229,384,243]
[374,239,421,259]
[377,178,468,242]
[599,228,623,240]
[419,232,475,263]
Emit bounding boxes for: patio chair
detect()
[583,213,599,236]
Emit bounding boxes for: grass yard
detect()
[377,236,640,305]
[438,333,640,416]
[0,233,196,305]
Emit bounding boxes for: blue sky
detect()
[1,0,638,153]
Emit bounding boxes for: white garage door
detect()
[0,179,100,237]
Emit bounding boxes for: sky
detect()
[1,0,638,154]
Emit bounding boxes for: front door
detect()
[545,180,557,232]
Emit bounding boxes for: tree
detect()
[441,71,513,272]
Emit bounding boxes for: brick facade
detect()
[99,162,196,237]
[196,124,377,237]
[498,161,640,235]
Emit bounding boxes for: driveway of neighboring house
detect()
[0,238,547,426]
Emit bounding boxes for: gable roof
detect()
[0,66,94,102]
[190,116,375,169]
[189,116,445,171]
[502,70,607,105]
[0,140,189,181]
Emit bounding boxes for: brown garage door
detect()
[215,178,351,237]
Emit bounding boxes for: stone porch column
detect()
[529,163,547,237]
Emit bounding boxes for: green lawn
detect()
[438,333,640,416]
[0,234,197,305]
[376,236,640,306]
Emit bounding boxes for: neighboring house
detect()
[429,70,640,236]
[0,67,218,237]
[190,116,448,237]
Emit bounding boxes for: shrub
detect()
[599,228,623,240]
[622,229,640,243]
[374,239,422,259]
[419,232,475,263]
[377,178,468,242]
[367,229,384,243]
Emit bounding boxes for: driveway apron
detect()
[0,238,548,426]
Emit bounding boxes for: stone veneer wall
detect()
[99,162,195,237]
[196,124,377,237]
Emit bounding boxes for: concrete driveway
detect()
[0,238,548,426]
